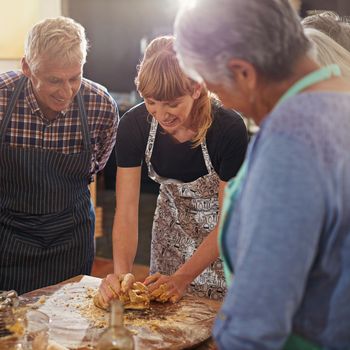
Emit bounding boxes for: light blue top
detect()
[214,91,350,349]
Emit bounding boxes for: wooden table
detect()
[22,275,220,350]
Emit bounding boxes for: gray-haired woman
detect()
[175,0,350,349]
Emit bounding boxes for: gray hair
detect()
[24,16,89,72]
[305,28,350,79]
[302,11,350,52]
[174,0,310,86]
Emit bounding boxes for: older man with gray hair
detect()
[175,0,350,349]
[0,17,118,294]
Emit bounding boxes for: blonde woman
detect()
[99,36,247,303]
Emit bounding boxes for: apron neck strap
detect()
[277,64,341,106]
[76,90,92,152]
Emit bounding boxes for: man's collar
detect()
[24,79,41,115]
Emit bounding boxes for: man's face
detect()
[22,56,83,119]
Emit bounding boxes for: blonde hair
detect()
[135,36,212,147]
[24,16,89,72]
[305,27,350,79]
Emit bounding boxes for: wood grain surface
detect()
[21,275,220,350]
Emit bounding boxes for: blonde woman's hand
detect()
[144,272,191,303]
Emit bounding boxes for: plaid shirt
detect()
[0,71,118,175]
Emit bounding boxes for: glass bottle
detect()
[96,300,134,350]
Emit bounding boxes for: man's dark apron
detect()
[0,77,95,294]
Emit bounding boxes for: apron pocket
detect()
[3,208,74,249]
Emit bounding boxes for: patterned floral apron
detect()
[145,117,226,300]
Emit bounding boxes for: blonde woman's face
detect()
[144,94,198,133]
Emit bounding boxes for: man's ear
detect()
[227,58,257,92]
[21,57,31,78]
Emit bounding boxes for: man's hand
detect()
[97,273,135,307]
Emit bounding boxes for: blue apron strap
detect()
[76,89,94,183]
[76,90,92,153]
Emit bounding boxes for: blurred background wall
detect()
[0,0,61,72]
[62,0,180,94]
[1,0,350,86]
[61,0,350,96]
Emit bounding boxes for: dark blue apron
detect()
[0,76,95,294]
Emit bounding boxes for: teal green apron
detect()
[218,64,341,350]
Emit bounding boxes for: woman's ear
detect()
[192,83,202,99]
[227,59,257,92]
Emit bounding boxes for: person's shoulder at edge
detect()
[121,101,148,119]
[208,100,247,138]
[265,90,350,128]
[0,70,23,90]
[258,91,350,160]
[115,101,149,165]
[117,102,151,147]
[119,101,149,129]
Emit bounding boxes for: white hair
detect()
[302,11,350,52]
[24,16,89,71]
[305,27,350,79]
[174,0,310,86]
